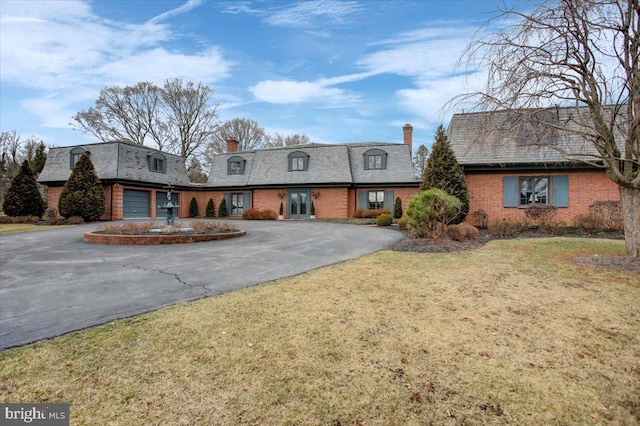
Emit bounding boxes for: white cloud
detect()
[264,0,362,28]
[147,0,205,24]
[250,79,354,105]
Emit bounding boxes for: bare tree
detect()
[268,133,311,147]
[161,78,219,161]
[187,157,208,183]
[206,118,270,157]
[456,0,640,257]
[72,79,219,161]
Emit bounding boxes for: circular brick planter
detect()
[84,229,246,245]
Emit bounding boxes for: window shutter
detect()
[359,191,368,209]
[503,177,518,207]
[552,175,569,207]
[384,190,394,210]
[224,193,231,216]
[243,191,251,210]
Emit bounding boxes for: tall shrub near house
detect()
[58,154,105,221]
[2,160,45,217]
[190,197,199,217]
[218,197,227,217]
[206,198,215,217]
[393,197,403,218]
[406,188,462,242]
[422,125,469,224]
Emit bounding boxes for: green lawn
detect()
[1,238,638,425]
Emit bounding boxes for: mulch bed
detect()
[389,228,639,274]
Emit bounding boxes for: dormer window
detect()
[148,152,166,173]
[363,148,387,170]
[288,151,309,171]
[69,147,89,169]
[227,156,246,175]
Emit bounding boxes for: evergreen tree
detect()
[393,197,403,219]
[412,144,429,179]
[217,197,227,217]
[2,160,45,217]
[422,124,469,224]
[30,142,47,176]
[190,197,199,217]
[205,198,215,217]
[58,154,105,221]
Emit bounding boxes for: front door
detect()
[289,190,310,219]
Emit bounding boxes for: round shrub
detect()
[377,213,393,226]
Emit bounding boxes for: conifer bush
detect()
[422,125,469,224]
[217,197,227,217]
[58,154,105,221]
[376,213,393,226]
[2,160,45,218]
[206,198,215,217]
[393,197,403,218]
[406,189,462,242]
[190,197,199,217]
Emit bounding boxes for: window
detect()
[69,147,89,169]
[363,149,387,170]
[368,190,385,210]
[519,177,548,205]
[231,193,244,215]
[227,156,245,175]
[148,153,166,173]
[288,151,309,171]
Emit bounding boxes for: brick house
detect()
[38,142,190,220]
[38,125,420,220]
[447,107,621,224]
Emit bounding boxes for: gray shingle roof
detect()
[207,143,418,187]
[448,107,619,166]
[38,141,190,185]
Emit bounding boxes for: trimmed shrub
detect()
[447,223,479,241]
[242,208,278,220]
[376,213,393,226]
[205,198,215,217]
[353,208,391,218]
[2,160,45,218]
[589,200,623,231]
[393,197,403,219]
[488,218,530,238]
[218,198,227,217]
[279,202,284,216]
[58,154,105,221]
[406,189,462,242]
[310,201,315,216]
[469,209,489,228]
[574,212,604,234]
[398,214,408,230]
[190,197,199,217]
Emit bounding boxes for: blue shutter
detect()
[359,191,368,209]
[552,175,569,207]
[224,193,231,216]
[384,190,394,210]
[243,191,251,211]
[503,176,518,207]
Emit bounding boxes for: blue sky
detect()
[0,0,516,155]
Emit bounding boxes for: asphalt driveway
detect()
[0,220,402,350]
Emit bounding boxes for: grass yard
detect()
[1,238,638,425]
[0,223,70,234]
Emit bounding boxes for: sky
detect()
[0,0,520,155]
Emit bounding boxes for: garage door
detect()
[123,189,150,218]
[156,191,179,218]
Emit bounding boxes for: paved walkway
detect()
[0,220,401,350]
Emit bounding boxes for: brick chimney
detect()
[403,123,413,154]
[227,137,239,153]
